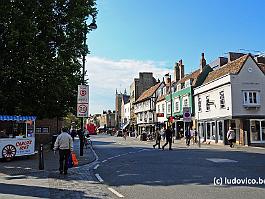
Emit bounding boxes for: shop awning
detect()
[0,115,37,121]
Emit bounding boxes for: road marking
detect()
[95,173,104,182]
[93,164,99,170]
[206,158,238,163]
[108,187,124,198]
[102,160,108,163]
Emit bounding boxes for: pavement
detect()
[0,138,112,199]
[1,135,265,199]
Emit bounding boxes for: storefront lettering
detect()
[16,140,32,150]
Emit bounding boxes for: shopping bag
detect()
[67,153,73,168]
[71,152,79,167]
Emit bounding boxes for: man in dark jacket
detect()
[185,128,191,146]
[153,129,162,149]
[162,127,173,150]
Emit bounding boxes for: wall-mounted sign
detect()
[183,107,191,122]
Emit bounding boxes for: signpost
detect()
[77,85,89,117]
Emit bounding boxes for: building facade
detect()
[134,82,164,134]
[129,72,157,131]
[194,53,265,146]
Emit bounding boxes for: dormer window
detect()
[185,79,191,88]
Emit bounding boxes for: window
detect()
[162,104,165,113]
[183,97,189,107]
[139,113,142,121]
[206,96,210,111]
[198,97,202,112]
[219,91,225,108]
[175,101,179,112]
[185,80,191,88]
[158,105,160,113]
[36,127,49,134]
[167,103,171,114]
[243,91,260,106]
[177,84,181,91]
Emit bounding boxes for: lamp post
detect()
[80,16,97,156]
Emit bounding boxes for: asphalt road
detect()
[91,134,265,199]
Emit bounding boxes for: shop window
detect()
[251,120,261,141]
[262,121,265,141]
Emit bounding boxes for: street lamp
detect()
[80,15,97,156]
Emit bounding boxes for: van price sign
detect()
[77,85,89,117]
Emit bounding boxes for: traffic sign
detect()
[77,103,89,117]
[77,85,89,103]
[183,107,191,122]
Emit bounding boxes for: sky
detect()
[86,0,265,114]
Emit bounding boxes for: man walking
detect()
[153,128,162,149]
[54,127,73,174]
[227,127,236,148]
[185,128,191,146]
[162,126,173,150]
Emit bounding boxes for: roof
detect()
[203,54,249,84]
[135,82,162,103]
[258,63,265,74]
[176,69,201,86]
[0,115,37,121]
[157,95,165,102]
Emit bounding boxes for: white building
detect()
[194,53,265,146]
[121,95,130,130]
[134,82,164,134]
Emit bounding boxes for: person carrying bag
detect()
[54,127,73,175]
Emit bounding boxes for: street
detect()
[91,134,265,199]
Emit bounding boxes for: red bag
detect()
[71,152,78,167]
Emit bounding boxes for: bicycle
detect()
[84,136,92,148]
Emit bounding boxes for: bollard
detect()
[198,134,201,148]
[39,144,44,170]
[80,133,84,156]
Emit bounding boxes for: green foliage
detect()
[0,0,97,119]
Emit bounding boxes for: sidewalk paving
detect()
[0,138,112,199]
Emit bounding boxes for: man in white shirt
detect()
[54,127,73,174]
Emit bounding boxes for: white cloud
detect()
[85,56,171,114]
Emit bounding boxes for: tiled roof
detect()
[157,95,165,102]
[203,54,249,84]
[258,63,265,74]
[176,69,201,86]
[135,82,161,103]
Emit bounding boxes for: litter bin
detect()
[51,134,58,149]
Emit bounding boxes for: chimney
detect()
[219,57,228,66]
[255,56,265,64]
[228,52,245,62]
[164,73,170,85]
[200,53,206,71]
[179,59,184,79]
[174,62,180,82]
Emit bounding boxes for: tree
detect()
[0,0,97,119]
